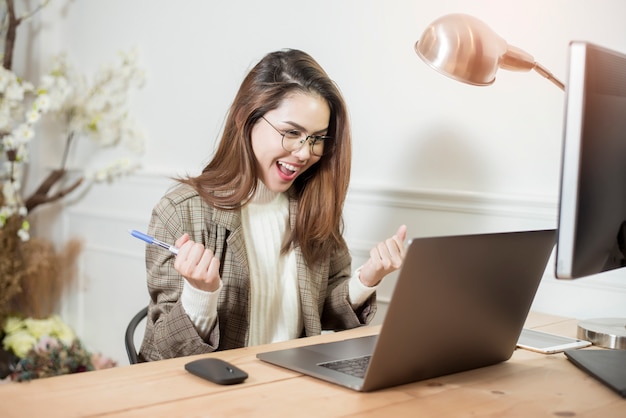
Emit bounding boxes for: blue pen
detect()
[129,229,179,255]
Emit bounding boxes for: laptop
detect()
[257,229,556,392]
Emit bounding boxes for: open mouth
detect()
[277,161,298,180]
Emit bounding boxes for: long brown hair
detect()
[179,49,352,266]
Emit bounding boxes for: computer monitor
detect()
[556,41,626,280]
[555,41,626,350]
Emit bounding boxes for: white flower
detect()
[5,82,25,101]
[2,133,16,148]
[34,94,51,112]
[0,112,10,130]
[15,143,29,162]
[26,109,41,123]
[17,229,29,241]
[2,181,20,206]
[11,123,35,144]
[86,157,139,183]
[39,74,55,89]
[0,69,10,91]
[0,210,7,226]
[21,81,34,92]
[1,49,146,242]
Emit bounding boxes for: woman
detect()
[138,49,406,361]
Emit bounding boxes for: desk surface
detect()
[0,312,623,417]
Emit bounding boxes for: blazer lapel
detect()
[289,197,324,336]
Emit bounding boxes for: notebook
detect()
[257,229,556,392]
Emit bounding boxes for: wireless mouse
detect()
[184,358,248,385]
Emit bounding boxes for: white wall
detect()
[14,0,626,365]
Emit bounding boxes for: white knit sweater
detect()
[241,184,301,345]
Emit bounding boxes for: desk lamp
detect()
[414,13,565,90]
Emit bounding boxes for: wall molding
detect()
[347,182,558,220]
[345,182,558,254]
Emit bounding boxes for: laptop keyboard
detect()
[318,355,371,378]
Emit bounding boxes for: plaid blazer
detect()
[138,184,376,361]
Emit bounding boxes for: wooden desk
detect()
[0,312,623,417]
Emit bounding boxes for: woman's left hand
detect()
[359,225,408,287]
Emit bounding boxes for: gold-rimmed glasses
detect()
[261,116,332,157]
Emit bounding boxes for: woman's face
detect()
[251,92,330,193]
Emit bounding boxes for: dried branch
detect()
[2,0,51,70]
[24,169,83,212]
[3,0,20,70]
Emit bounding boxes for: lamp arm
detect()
[533,63,565,90]
[500,45,565,91]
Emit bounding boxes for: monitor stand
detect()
[577,318,626,349]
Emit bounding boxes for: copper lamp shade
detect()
[415,14,564,90]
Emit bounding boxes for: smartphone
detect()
[517,328,591,354]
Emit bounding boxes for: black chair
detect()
[125,306,148,364]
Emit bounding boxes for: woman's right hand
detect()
[173,233,221,292]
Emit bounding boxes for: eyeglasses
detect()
[261,116,332,157]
